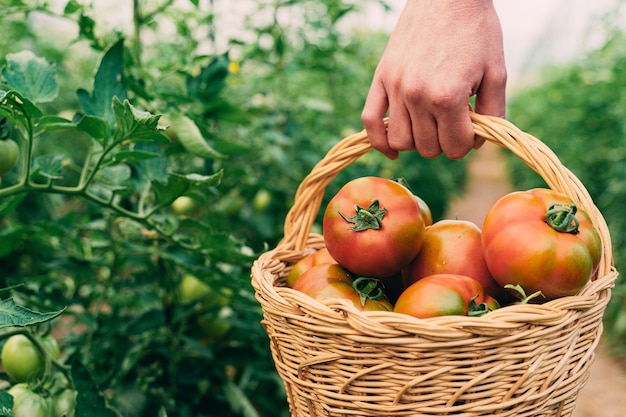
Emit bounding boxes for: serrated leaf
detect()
[152,171,223,206]
[1,50,58,103]
[112,98,171,144]
[77,39,127,126]
[167,110,223,159]
[0,298,64,328]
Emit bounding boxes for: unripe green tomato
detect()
[253,189,271,211]
[8,384,55,417]
[52,388,77,417]
[1,334,60,382]
[0,138,19,176]
[179,273,213,304]
[171,196,198,215]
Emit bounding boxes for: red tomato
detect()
[402,219,504,300]
[481,188,602,300]
[394,274,500,319]
[286,247,336,287]
[415,195,433,227]
[323,177,426,278]
[293,264,393,311]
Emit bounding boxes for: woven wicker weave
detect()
[251,113,619,417]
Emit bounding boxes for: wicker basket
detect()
[250,113,619,417]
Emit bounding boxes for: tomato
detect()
[323,176,426,278]
[402,219,504,300]
[8,384,55,417]
[52,388,77,417]
[394,274,500,319]
[415,195,433,227]
[171,196,198,215]
[0,138,19,177]
[253,189,272,211]
[286,247,337,287]
[481,188,602,300]
[1,334,61,383]
[293,264,393,311]
[178,273,232,306]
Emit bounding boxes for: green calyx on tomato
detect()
[544,202,579,233]
[352,276,386,306]
[340,199,387,231]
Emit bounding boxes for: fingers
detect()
[474,65,508,119]
[361,78,398,160]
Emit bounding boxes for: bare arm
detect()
[361,0,507,160]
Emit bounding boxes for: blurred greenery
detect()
[507,17,626,356]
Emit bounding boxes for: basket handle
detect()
[279,113,614,276]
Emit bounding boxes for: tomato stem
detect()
[504,284,545,304]
[339,199,387,231]
[467,296,492,317]
[545,202,579,233]
[352,276,385,306]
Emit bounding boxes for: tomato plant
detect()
[286,247,336,287]
[323,176,426,278]
[293,263,393,311]
[394,274,500,319]
[8,383,55,417]
[481,188,602,300]
[1,334,60,383]
[402,219,504,300]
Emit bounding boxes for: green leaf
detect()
[76,39,127,126]
[77,114,111,145]
[167,110,223,159]
[186,54,229,102]
[1,50,59,103]
[0,298,64,328]
[172,218,253,262]
[0,226,27,257]
[0,194,25,217]
[71,357,123,417]
[0,390,13,417]
[0,90,42,121]
[152,171,223,207]
[112,98,170,143]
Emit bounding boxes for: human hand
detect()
[361,0,507,160]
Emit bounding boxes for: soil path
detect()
[445,142,626,417]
